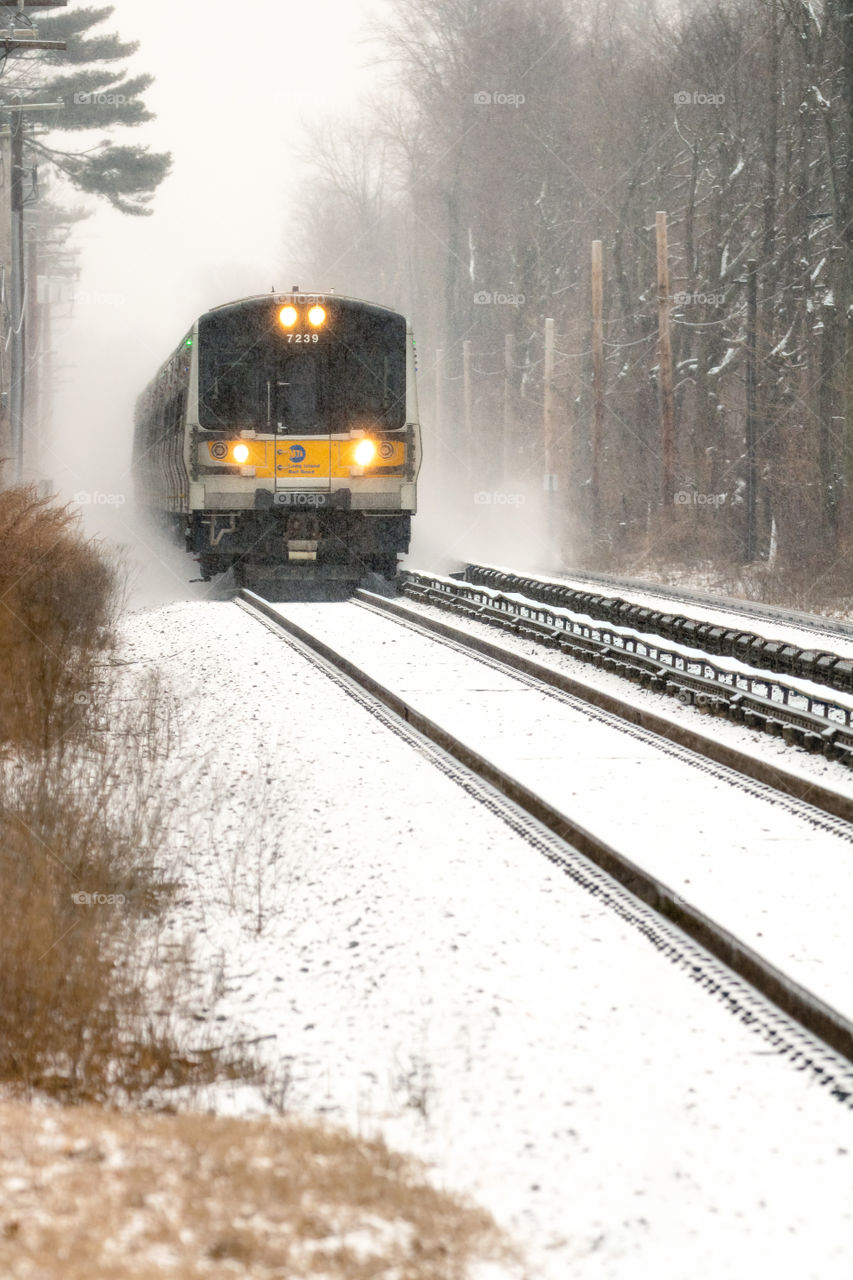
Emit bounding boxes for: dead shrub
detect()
[0,670,261,1103]
[0,485,119,751]
[0,1102,518,1278]
[0,488,260,1102]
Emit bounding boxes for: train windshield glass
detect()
[198,304,406,434]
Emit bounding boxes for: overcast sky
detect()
[48,0,387,500]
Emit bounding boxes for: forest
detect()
[296,0,853,596]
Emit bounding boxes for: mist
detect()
[42,0,387,603]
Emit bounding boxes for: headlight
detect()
[279,305,298,328]
[354,439,376,466]
[308,305,326,327]
[233,443,250,464]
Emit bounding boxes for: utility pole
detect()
[503,332,514,487]
[745,259,758,561]
[543,317,558,551]
[9,102,23,480]
[434,347,446,481]
[656,211,675,511]
[26,231,39,457]
[463,338,473,474]
[0,1,66,482]
[591,240,604,536]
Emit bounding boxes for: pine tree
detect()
[5,4,171,215]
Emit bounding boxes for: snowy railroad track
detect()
[463,563,853,693]
[238,587,853,1080]
[484,562,853,649]
[405,568,853,768]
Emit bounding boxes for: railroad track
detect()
[549,563,853,646]
[400,568,853,765]
[236,586,853,1092]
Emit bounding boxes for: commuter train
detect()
[132,292,421,590]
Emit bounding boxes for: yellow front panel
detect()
[203,438,406,479]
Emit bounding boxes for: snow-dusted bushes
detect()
[0,489,258,1101]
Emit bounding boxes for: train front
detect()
[186,293,420,589]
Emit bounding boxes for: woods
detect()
[295,0,853,595]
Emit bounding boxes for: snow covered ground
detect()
[120,600,853,1280]
[262,597,853,1019]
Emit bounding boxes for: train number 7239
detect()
[286,333,320,343]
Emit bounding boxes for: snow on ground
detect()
[265,599,853,1020]
[121,600,853,1280]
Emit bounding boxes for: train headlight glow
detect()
[233,443,250,464]
[308,305,326,327]
[354,439,376,466]
[279,305,298,328]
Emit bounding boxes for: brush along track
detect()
[401,569,853,767]
[237,586,853,1084]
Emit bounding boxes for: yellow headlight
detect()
[308,305,326,327]
[233,443,250,464]
[354,439,376,466]
[279,305,298,328]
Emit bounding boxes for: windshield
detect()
[198,302,407,434]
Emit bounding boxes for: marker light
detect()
[279,305,298,328]
[354,439,376,466]
[308,305,326,327]
[233,443,250,464]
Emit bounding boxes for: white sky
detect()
[45,0,388,497]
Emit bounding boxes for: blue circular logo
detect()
[289,444,306,463]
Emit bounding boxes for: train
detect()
[132,291,421,592]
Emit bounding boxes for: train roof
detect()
[201,292,407,323]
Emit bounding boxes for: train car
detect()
[132,291,421,591]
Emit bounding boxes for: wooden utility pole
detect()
[745,259,758,561]
[503,333,514,486]
[543,317,558,503]
[26,232,39,463]
[434,347,445,436]
[656,211,675,510]
[463,338,473,471]
[591,240,604,532]
[9,104,24,482]
[0,2,67,481]
[434,346,446,482]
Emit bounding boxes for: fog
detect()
[44,0,390,601]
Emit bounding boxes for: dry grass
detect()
[0,485,119,751]
[0,486,260,1103]
[0,666,263,1103]
[0,1100,516,1278]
